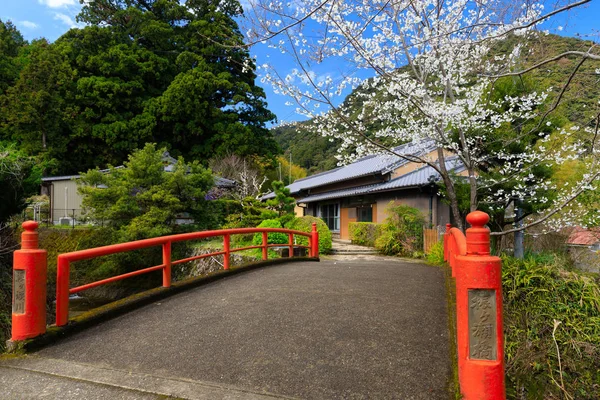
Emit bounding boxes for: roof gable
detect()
[264,140,437,199]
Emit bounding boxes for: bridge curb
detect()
[6,257,319,354]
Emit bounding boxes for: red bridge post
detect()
[11,221,47,341]
[311,223,319,257]
[261,232,268,260]
[223,234,230,270]
[162,241,171,287]
[455,211,505,399]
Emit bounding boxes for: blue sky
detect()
[2,0,599,124]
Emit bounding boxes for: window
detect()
[357,206,373,222]
[320,203,340,231]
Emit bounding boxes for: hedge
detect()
[288,216,332,254]
[348,222,381,247]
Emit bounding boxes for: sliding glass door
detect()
[319,203,340,231]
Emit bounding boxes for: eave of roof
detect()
[296,157,464,203]
[261,139,437,200]
[41,168,236,188]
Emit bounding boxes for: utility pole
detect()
[289,151,292,184]
[514,199,524,259]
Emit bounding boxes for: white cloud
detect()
[20,21,39,29]
[38,0,77,8]
[53,13,80,28]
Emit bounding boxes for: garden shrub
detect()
[348,222,381,247]
[202,199,244,229]
[426,240,445,265]
[502,254,600,399]
[288,216,332,254]
[224,197,276,229]
[252,219,288,245]
[375,203,424,256]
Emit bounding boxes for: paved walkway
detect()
[331,239,379,255]
[1,259,451,399]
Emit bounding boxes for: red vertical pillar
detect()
[223,234,230,270]
[12,221,47,340]
[311,223,319,258]
[456,211,505,399]
[262,232,268,261]
[288,233,294,258]
[56,255,70,326]
[162,241,171,287]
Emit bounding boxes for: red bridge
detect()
[3,213,505,399]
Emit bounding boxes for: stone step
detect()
[331,249,380,255]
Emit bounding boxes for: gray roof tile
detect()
[296,157,464,203]
[262,140,436,199]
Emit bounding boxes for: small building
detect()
[263,141,465,239]
[566,227,600,273]
[40,153,236,225]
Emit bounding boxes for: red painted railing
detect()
[9,221,319,341]
[444,212,505,400]
[55,225,319,327]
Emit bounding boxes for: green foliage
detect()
[252,219,288,245]
[266,181,295,216]
[375,203,424,256]
[502,254,600,399]
[271,122,340,174]
[0,143,43,223]
[78,143,214,241]
[224,197,277,229]
[0,1,278,175]
[0,225,16,352]
[348,222,381,247]
[426,241,445,265]
[204,199,244,230]
[288,216,332,254]
[0,19,26,96]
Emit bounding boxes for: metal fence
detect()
[23,208,106,228]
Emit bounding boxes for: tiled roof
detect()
[566,227,600,246]
[296,157,464,203]
[262,140,437,199]
[41,167,236,188]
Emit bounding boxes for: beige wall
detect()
[50,179,83,214]
[391,149,455,179]
[376,190,450,227]
[340,207,357,240]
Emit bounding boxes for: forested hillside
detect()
[271,33,600,176]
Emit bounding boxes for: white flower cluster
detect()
[245,0,600,231]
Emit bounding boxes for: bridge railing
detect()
[11,222,319,341]
[444,211,505,400]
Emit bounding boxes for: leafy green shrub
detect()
[348,222,381,247]
[503,255,600,399]
[224,197,276,229]
[426,241,445,265]
[374,203,424,256]
[252,219,288,245]
[203,199,244,229]
[288,216,332,254]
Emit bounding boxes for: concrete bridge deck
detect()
[1,258,452,399]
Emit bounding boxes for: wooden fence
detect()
[423,227,440,253]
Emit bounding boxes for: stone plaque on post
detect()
[12,269,26,314]
[468,289,497,360]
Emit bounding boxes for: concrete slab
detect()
[2,259,452,399]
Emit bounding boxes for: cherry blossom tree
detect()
[241,0,600,232]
